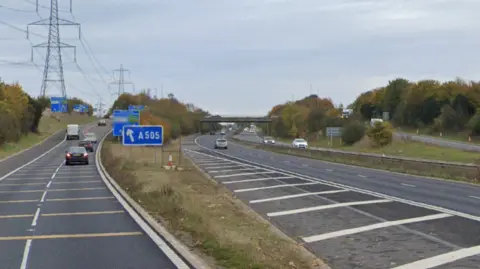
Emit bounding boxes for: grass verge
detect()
[278,136,480,164]
[395,127,480,144]
[233,138,480,184]
[101,136,327,269]
[0,113,96,160]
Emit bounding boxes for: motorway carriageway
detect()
[0,125,188,269]
[184,134,480,269]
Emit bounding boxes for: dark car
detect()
[65,146,89,165]
[78,140,94,152]
[98,120,107,126]
[209,130,216,135]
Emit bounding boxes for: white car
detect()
[292,138,308,149]
[214,138,228,149]
[263,136,276,144]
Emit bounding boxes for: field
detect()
[0,113,96,160]
[101,138,325,269]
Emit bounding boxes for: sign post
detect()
[326,127,342,147]
[122,125,164,164]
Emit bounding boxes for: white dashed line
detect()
[40,191,47,202]
[283,161,290,163]
[46,181,52,188]
[31,208,40,226]
[303,213,452,243]
[401,183,416,187]
[325,169,333,172]
[20,239,32,269]
[302,164,308,167]
[469,196,480,200]
[267,199,392,217]
[358,174,366,178]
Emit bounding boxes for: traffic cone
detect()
[167,154,173,167]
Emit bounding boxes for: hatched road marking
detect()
[214,171,276,178]
[41,210,124,217]
[0,187,105,193]
[0,232,143,241]
[234,182,321,193]
[249,189,349,204]
[223,176,293,184]
[46,196,115,202]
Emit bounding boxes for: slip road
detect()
[182,133,480,269]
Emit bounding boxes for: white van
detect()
[66,124,80,140]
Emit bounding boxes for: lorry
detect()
[66,124,80,140]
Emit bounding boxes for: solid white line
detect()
[204,165,246,170]
[302,213,452,243]
[46,181,52,188]
[390,244,480,269]
[40,191,47,202]
[20,239,32,269]
[267,199,392,217]
[234,182,321,193]
[249,189,349,204]
[401,183,416,187]
[209,168,254,173]
[469,196,480,200]
[214,171,275,178]
[31,208,41,226]
[223,176,293,184]
[191,141,480,222]
[325,169,333,171]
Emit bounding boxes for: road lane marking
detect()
[190,144,480,222]
[223,176,293,184]
[52,181,102,184]
[46,196,115,202]
[469,196,480,200]
[234,182,322,193]
[0,214,33,219]
[46,181,52,188]
[20,239,32,269]
[249,189,349,203]
[40,191,47,202]
[42,210,124,217]
[283,161,290,163]
[302,213,452,243]
[267,199,392,217]
[53,175,97,179]
[0,199,38,204]
[31,208,40,226]
[0,232,143,241]
[12,172,55,176]
[209,168,253,173]
[0,182,45,186]
[390,244,480,269]
[202,165,245,170]
[4,177,50,181]
[325,169,333,171]
[358,174,366,178]
[401,183,416,187]
[214,171,276,178]
[0,187,106,193]
[302,164,308,167]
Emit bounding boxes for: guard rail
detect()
[231,136,480,181]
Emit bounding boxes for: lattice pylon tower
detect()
[27,0,80,98]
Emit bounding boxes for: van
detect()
[66,124,80,140]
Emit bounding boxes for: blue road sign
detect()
[122,125,163,146]
[50,97,67,113]
[128,105,145,111]
[113,109,140,136]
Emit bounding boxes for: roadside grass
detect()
[0,113,96,160]
[395,126,480,144]
[278,135,480,164]
[233,138,480,184]
[101,138,326,269]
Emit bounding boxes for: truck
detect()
[66,124,80,140]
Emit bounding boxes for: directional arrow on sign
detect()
[126,128,134,142]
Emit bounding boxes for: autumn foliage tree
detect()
[367,122,393,147]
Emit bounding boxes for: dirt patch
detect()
[101,136,327,269]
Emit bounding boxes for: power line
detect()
[27,0,80,98]
[109,64,134,96]
[0,4,35,13]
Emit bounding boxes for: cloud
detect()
[1,0,480,115]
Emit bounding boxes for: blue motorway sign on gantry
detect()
[122,125,163,146]
[112,109,140,136]
[128,105,145,111]
[73,104,89,113]
[50,97,67,113]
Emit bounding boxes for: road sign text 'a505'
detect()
[122,125,163,146]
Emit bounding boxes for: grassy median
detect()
[0,113,96,160]
[233,138,480,184]
[101,137,326,269]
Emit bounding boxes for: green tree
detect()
[367,121,393,147]
[341,121,365,145]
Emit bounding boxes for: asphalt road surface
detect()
[0,124,187,269]
[184,132,480,269]
[395,132,480,152]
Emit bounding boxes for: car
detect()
[214,138,228,149]
[84,132,97,144]
[209,130,216,135]
[220,130,226,135]
[292,138,308,149]
[78,140,94,152]
[65,146,89,165]
[97,119,107,126]
[263,136,276,144]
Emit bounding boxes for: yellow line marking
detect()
[0,183,45,186]
[0,214,33,219]
[0,187,105,193]
[52,181,102,184]
[0,199,38,204]
[0,232,143,241]
[46,196,115,202]
[42,210,124,217]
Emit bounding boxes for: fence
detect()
[231,137,480,181]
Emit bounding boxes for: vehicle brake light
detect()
[83,153,88,158]
[66,153,71,158]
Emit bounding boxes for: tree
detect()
[342,121,365,145]
[367,122,393,147]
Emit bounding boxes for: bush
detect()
[367,121,393,147]
[341,121,365,145]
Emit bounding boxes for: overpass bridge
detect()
[199,116,274,134]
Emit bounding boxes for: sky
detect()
[1,0,480,116]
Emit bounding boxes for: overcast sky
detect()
[1,0,480,115]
